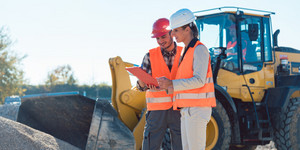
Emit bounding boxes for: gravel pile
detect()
[256,141,277,150]
[0,116,80,150]
[0,104,277,150]
[0,104,80,150]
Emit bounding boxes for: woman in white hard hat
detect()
[157,8,216,150]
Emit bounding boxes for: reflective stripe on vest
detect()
[175,77,214,100]
[175,92,215,100]
[173,41,216,109]
[147,96,172,103]
[146,46,183,111]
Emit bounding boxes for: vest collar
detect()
[184,38,198,52]
[180,38,199,63]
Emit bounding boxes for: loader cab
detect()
[195,8,276,102]
[194,8,280,148]
[195,11,273,75]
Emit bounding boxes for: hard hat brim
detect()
[170,8,195,29]
[170,17,195,29]
[151,31,169,38]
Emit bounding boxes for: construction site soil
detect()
[0,104,276,150]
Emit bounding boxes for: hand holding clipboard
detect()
[125,67,159,87]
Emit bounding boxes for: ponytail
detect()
[190,22,198,38]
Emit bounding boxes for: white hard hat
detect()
[170,8,195,29]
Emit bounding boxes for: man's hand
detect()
[137,80,149,91]
[157,77,173,90]
[138,80,146,87]
[148,85,161,91]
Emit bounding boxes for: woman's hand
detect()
[157,77,173,90]
[148,84,161,91]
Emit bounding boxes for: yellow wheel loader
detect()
[108,7,300,150]
[193,7,300,150]
[15,7,300,150]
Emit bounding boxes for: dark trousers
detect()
[142,108,182,150]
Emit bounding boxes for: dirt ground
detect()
[0,104,277,150]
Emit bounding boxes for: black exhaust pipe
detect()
[273,29,280,47]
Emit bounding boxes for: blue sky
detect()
[1,0,299,85]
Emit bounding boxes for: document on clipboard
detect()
[125,67,159,87]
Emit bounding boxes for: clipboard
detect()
[125,67,159,87]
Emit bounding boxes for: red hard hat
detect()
[151,18,171,38]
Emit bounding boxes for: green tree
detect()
[0,27,26,103]
[45,65,77,87]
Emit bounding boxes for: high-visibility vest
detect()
[227,41,237,49]
[145,46,183,111]
[227,40,247,60]
[173,41,216,109]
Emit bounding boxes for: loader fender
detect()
[265,86,300,112]
[214,84,237,113]
[214,84,241,144]
[265,86,300,128]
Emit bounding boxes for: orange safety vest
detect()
[173,41,216,109]
[145,46,183,111]
[227,41,237,50]
[227,40,247,60]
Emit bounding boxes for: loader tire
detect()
[209,100,231,150]
[274,97,300,150]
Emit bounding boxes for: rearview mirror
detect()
[210,47,227,59]
[214,48,222,56]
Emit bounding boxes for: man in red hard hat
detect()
[137,18,183,150]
